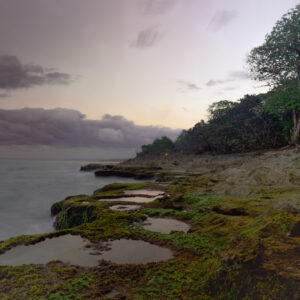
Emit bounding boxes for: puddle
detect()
[98,196,163,203]
[142,217,190,234]
[0,235,101,267]
[124,189,164,197]
[98,239,173,264]
[0,236,173,266]
[110,204,141,211]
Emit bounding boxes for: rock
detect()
[290,221,300,237]
[250,167,287,186]
[80,164,114,171]
[94,166,161,179]
[273,199,300,214]
[288,170,300,185]
[221,185,251,197]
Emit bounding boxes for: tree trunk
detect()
[292,67,300,146]
[291,108,300,145]
[298,65,300,91]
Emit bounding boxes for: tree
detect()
[208,100,237,120]
[263,79,300,143]
[141,136,174,155]
[247,4,300,144]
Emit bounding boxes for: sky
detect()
[0,0,299,159]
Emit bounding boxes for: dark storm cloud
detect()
[206,70,251,86]
[208,9,237,31]
[177,80,201,91]
[0,55,72,91]
[131,25,162,48]
[0,108,181,148]
[142,0,177,15]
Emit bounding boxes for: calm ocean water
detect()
[0,158,140,240]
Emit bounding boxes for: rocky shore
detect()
[0,148,299,299]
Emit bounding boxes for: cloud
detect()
[0,55,73,92]
[0,108,181,148]
[228,71,251,80]
[206,70,251,86]
[142,0,177,15]
[0,92,9,98]
[131,25,162,48]
[206,79,227,87]
[223,86,237,91]
[177,80,201,91]
[208,10,237,31]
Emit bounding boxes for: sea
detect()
[0,158,141,241]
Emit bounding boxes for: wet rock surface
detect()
[80,163,108,171]
[95,166,161,179]
[142,217,190,234]
[109,204,142,211]
[98,195,163,203]
[124,189,164,197]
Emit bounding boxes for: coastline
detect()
[0,148,299,299]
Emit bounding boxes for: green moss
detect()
[63,274,94,293]
[0,178,299,299]
[182,193,221,208]
[133,258,221,299]
[95,182,150,193]
[0,234,47,253]
[56,210,70,229]
[141,208,187,218]
[240,212,298,238]
[0,263,96,300]
[51,201,64,215]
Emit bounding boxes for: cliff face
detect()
[0,149,299,299]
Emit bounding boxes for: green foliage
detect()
[193,95,286,153]
[208,100,237,120]
[141,94,287,155]
[141,136,174,155]
[247,4,300,144]
[263,79,300,142]
[173,129,192,153]
[265,79,300,114]
[247,4,300,86]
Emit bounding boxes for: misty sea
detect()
[0,158,141,241]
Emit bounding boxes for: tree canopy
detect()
[247,4,300,88]
[139,94,286,156]
[247,4,300,144]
